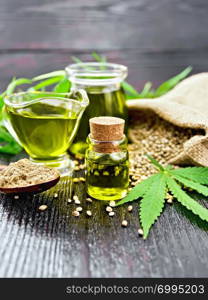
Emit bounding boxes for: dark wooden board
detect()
[0,162,208,278]
[1,49,208,91]
[0,0,208,278]
[1,0,208,51]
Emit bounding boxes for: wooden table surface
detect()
[0,0,208,278]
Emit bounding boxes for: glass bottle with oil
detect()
[65,62,128,155]
[4,90,89,175]
[85,116,129,201]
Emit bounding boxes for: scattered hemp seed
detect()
[86,210,92,217]
[38,205,48,211]
[79,164,85,170]
[76,206,83,212]
[108,211,115,217]
[109,200,116,207]
[128,205,133,212]
[138,229,144,236]
[73,178,79,183]
[73,195,79,201]
[86,197,93,203]
[165,192,173,204]
[79,177,86,182]
[106,206,113,212]
[128,111,201,184]
[72,210,80,217]
[73,195,81,204]
[121,220,128,227]
[167,198,173,204]
[75,154,83,160]
[14,195,19,199]
[165,192,173,199]
[54,193,58,198]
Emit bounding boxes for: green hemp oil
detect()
[66,62,128,155]
[85,116,129,201]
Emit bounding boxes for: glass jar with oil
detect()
[85,116,129,201]
[65,62,128,155]
[3,90,89,175]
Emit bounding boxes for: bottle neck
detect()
[71,82,121,94]
[87,134,127,154]
[66,62,127,93]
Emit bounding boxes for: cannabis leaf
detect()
[170,167,208,185]
[117,174,158,206]
[71,52,192,100]
[125,66,192,99]
[0,52,192,155]
[170,174,208,197]
[6,77,32,95]
[140,173,167,239]
[53,77,71,93]
[154,66,192,97]
[0,126,22,154]
[166,177,208,222]
[116,156,208,239]
[121,82,140,98]
[32,70,65,81]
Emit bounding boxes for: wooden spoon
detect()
[0,164,60,194]
[0,175,60,194]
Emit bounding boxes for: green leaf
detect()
[167,177,208,222]
[171,174,208,197]
[116,174,158,206]
[32,76,64,90]
[121,81,140,98]
[139,82,152,97]
[146,154,165,172]
[53,77,71,93]
[140,173,167,239]
[0,141,22,155]
[154,66,192,97]
[0,127,22,154]
[91,52,106,63]
[170,167,208,185]
[0,126,15,143]
[32,70,65,82]
[72,54,104,71]
[71,56,84,64]
[0,92,6,109]
[6,78,32,95]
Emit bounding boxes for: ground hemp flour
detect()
[0,159,59,188]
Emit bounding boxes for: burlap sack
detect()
[127,73,208,166]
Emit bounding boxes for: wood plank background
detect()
[0,0,208,278]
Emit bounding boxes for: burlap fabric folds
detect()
[127,73,208,166]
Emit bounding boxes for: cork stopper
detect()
[90,116,124,141]
[89,116,125,153]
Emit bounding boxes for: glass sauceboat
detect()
[3,89,89,175]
